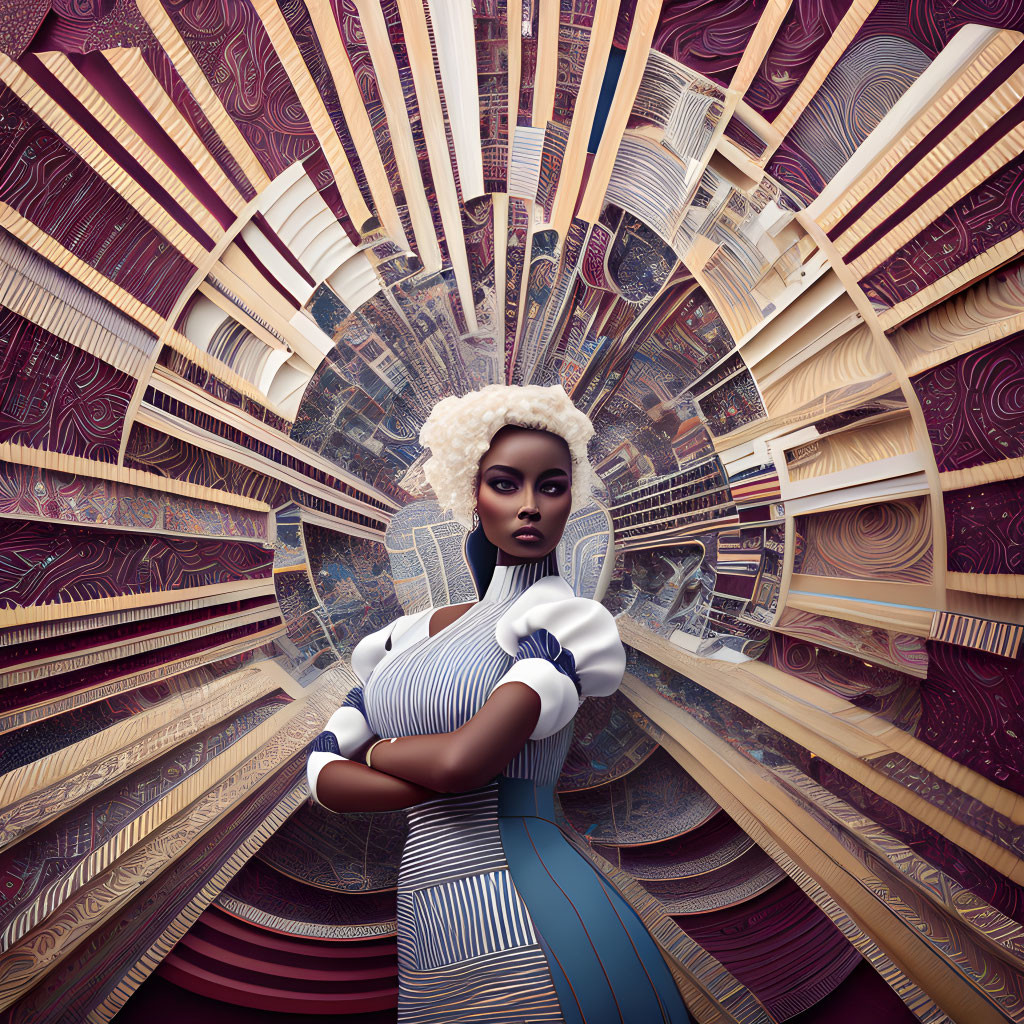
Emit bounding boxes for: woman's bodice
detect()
[362,553,575,786]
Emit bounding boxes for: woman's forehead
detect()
[480,426,571,469]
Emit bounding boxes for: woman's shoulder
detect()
[494,574,616,655]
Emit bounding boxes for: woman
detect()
[306,384,692,1024]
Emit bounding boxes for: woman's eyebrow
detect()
[537,467,570,479]
[482,464,523,476]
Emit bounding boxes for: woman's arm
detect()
[313,758,440,812]
[364,681,542,793]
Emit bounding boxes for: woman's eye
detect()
[490,479,517,492]
[540,483,567,496]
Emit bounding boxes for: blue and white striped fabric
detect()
[355,553,690,1024]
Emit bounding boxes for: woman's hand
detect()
[362,681,542,793]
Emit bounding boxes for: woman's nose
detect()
[517,503,539,519]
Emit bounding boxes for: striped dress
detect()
[357,554,693,1024]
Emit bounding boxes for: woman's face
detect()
[476,426,573,564]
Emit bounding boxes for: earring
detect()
[472,507,480,531]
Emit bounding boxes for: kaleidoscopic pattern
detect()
[0,2,1022,1022]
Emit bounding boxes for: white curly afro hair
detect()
[419,384,597,526]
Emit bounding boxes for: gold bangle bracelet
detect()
[365,737,389,768]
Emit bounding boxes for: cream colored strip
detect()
[548,0,620,238]
[578,1,664,222]
[351,0,442,272]
[252,0,372,231]
[622,678,1010,1024]
[0,54,207,263]
[301,0,408,247]
[768,0,880,144]
[622,623,1024,877]
[0,262,150,378]
[0,441,268,510]
[940,457,1024,492]
[846,120,1024,278]
[104,47,249,212]
[134,0,271,192]
[814,28,1018,230]
[836,62,1024,256]
[0,664,280,847]
[506,0,523,186]
[0,672,353,1010]
[948,572,1024,599]
[135,404,393,521]
[877,228,1024,331]
[37,51,226,238]
[728,0,792,96]
[0,578,274,630]
[0,202,165,332]
[532,0,559,126]
[398,0,480,330]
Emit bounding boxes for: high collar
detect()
[481,551,559,604]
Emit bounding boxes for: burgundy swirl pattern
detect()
[745,0,854,120]
[762,632,922,732]
[917,329,1024,468]
[161,0,317,179]
[923,641,1024,795]
[793,498,933,583]
[944,479,1024,576]
[861,150,1024,311]
[914,330,1024,472]
[652,0,766,87]
[0,85,195,316]
[124,423,287,504]
[0,310,133,461]
[767,34,930,203]
[680,877,862,1021]
[0,518,272,609]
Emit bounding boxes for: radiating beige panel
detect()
[768,0,880,142]
[251,0,372,232]
[890,261,1024,375]
[620,620,1024,884]
[301,0,407,246]
[878,228,1024,330]
[727,0,792,95]
[351,0,441,272]
[940,458,1024,492]
[0,54,208,263]
[104,47,249,213]
[577,0,662,222]
[0,578,277,629]
[818,31,1020,233]
[846,119,1024,278]
[548,0,620,237]
[532,0,559,126]
[0,663,280,848]
[761,324,885,414]
[0,673,347,1008]
[786,415,916,482]
[37,51,226,238]
[135,0,271,192]
[397,0,478,330]
[0,441,268,510]
[0,203,165,330]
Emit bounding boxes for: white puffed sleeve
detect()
[491,585,626,740]
[308,609,432,805]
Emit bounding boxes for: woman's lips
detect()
[513,527,542,542]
